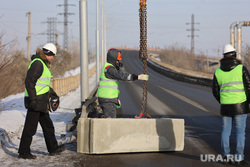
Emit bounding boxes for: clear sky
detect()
[1,0,250,57]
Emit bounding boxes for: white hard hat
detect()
[42,43,57,56]
[223,44,236,55]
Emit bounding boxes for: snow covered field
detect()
[0,66,97,167]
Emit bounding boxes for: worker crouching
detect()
[97,48,148,118]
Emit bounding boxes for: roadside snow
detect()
[63,63,95,78]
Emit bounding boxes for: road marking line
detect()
[157,85,209,112]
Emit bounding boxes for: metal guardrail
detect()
[147,58,213,87]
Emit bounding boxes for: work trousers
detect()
[99,102,117,118]
[18,109,58,154]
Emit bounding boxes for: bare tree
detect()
[0,17,16,112]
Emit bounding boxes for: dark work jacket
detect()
[212,57,250,116]
[24,49,51,113]
[98,49,137,104]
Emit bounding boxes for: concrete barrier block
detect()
[77,118,184,154]
[77,118,90,153]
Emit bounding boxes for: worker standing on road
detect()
[18,43,67,159]
[97,48,148,118]
[212,44,250,165]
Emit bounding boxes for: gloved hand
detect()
[50,87,59,99]
[116,99,121,109]
[29,99,37,110]
[138,74,149,81]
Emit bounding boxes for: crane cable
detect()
[135,0,151,119]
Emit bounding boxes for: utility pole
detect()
[26,12,31,60]
[58,0,75,50]
[186,14,199,55]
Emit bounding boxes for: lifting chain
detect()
[136,0,151,119]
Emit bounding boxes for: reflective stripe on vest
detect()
[25,58,52,97]
[97,62,119,98]
[215,64,246,104]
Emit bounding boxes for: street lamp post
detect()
[79,0,89,104]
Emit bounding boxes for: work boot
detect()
[49,144,67,156]
[18,153,36,159]
[222,156,235,165]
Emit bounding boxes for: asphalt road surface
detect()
[77,50,250,167]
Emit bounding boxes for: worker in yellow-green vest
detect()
[97,48,148,118]
[18,43,66,159]
[212,44,250,166]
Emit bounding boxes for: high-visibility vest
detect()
[215,64,246,104]
[97,62,119,99]
[25,58,52,97]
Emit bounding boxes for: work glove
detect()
[50,87,59,99]
[138,74,149,81]
[116,99,121,109]
[29,99,37,111]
